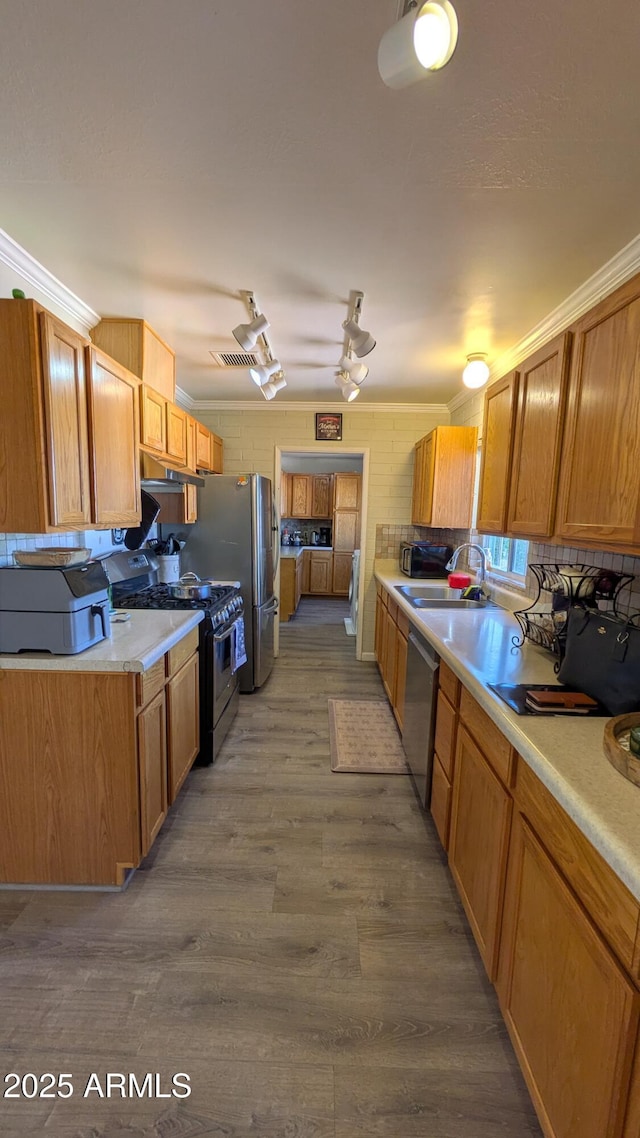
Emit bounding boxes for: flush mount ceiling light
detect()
[378,0,458,89]
[233,291,287,399]
[462,353,490,389]
[342,291,376,359]
[249,360,282,387]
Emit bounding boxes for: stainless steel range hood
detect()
[140,452,205,489]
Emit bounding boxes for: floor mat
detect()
[328,699,409,774]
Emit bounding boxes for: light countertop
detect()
[280,545,333,557]
[0,610,203,674]
[375,560,640,902]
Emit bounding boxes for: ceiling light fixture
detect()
[335,374,361,402]
[339,355,369,384]
[378,0,458,89]
[233,291,287,399]
[462,353,490,389]
[342,291,376,359]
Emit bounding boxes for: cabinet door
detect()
[449,726,513,980]
[295,553,303,607]
[555,277,640,549]
[211,433,223,474]
[499,815,638,1138]
[334,473,361,510]
[290,474,311,517]
[186,415,198,471]
[86,348,141,527]
[382,607,397,704]
[507,332,571,539]
[430,753,453,851]
[167,652,199,803]
[309,552,332,593]
[166,403,187,464]
[411,433,435,525]
[141,322,175,399]
[394,628,408,730]
[332,551,352,594]
[279,559,296,620]
[333,510,359,551]
[140,385,167,452]
[137,690,168,856]
[375,590,385,670]
[196,422,212,470]
[476,371,519,535]
[185,484,198,524]
[311,474,333,517]
[39,312,91,528]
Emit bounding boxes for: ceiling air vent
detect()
[209,350,261,368]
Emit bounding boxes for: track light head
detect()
[232,312,270,351]
[334,373,360,402]
[249,360,282,387]
[378,0,458,89]
[342,318,376,359]
[339,356,369,384]
[261,375,287,400]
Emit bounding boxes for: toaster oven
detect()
[399,541,453,578]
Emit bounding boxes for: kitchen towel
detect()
[232,617,247,673]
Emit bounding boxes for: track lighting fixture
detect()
[232,312,270,351]
[339,355,369,384]
[232,291,287,399]
[378,0,458,89]
[342,290,376,360]
[334,374,361,402]
[262,376,287,400]
[249,360,282,387]
[462,353,490,389]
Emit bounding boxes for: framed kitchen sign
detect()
[315,413,343,441]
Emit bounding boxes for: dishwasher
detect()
[402,628,440,809]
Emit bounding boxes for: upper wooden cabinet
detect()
[140,384,167,453]
[506,332,572,539]
[311,474,333,517]
[166,403,187,465]
[476,374,519,535]
[87,347,141,527]
[333,510,359,552]
[411,426,478,528]
[91,317,176,400]
[554,275,640,551]
[290,474,312,518]
[0,300,141,533]
[334,473,361,511]
[280,472,291,517]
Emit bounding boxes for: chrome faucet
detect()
[446,543,491,591]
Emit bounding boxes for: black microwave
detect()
[399,541,453,578]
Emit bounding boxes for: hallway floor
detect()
[0,600,540,1137]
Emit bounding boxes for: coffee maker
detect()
[318,527,331,546]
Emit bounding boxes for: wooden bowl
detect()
[603,714,640,788]
[13,547,91,568]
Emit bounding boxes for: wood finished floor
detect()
[0,596,541,1137]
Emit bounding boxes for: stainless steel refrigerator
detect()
[181,473,277,692]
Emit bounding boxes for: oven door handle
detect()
[214,620,237,643]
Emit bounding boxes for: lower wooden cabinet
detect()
[499,814,639,1138]
[308,551,333,594]
[430,753,452,849]
[332,551,352,594]
[137,689,168,855]
[167,651,200,802]
[374,584,408,730]
[280,555,304,621]
[154,484,198,525]
[449,725,513,980]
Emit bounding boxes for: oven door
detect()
[212,619,238,722]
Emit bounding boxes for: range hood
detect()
[140,452,205,490]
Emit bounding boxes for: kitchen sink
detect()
[394,584,500,610]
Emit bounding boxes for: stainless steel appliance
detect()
[0,562,110,654]
[181,473,277,693]
[106,549,244,764]
[318,526,331,546]
[400,541,453,578]
[402,628,440,807]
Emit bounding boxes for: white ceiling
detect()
[1,0,639,405]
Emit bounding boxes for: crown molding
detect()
[447,388,477,414]
[188,399,449,414]
[0,228,99,332]
[175,386,195,411]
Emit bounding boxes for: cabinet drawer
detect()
[430,752,452,851]
[396,610,410,638]
[439,661,460,706]
[434,689,457,779]
[137,657,166,708]
[386,596,399,624]
[515,757,640,975]
[460,687,514,785]
[166,628,199,676]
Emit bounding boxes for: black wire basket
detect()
[512,563,635,659]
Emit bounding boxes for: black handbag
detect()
[557,607,640,716]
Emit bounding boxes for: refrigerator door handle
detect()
[272,500,280,575]
[263,599,279,615]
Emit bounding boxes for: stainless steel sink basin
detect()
[394,583,500,610]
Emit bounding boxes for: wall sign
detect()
[315,413,343,441]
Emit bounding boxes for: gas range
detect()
[114,583,243,630]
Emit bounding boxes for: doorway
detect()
[274,446,369,661]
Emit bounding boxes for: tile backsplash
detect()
[0,528,130,568]
[375,524,471,559]
[526,542,640,617]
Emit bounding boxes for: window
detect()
[480,535,529,583]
